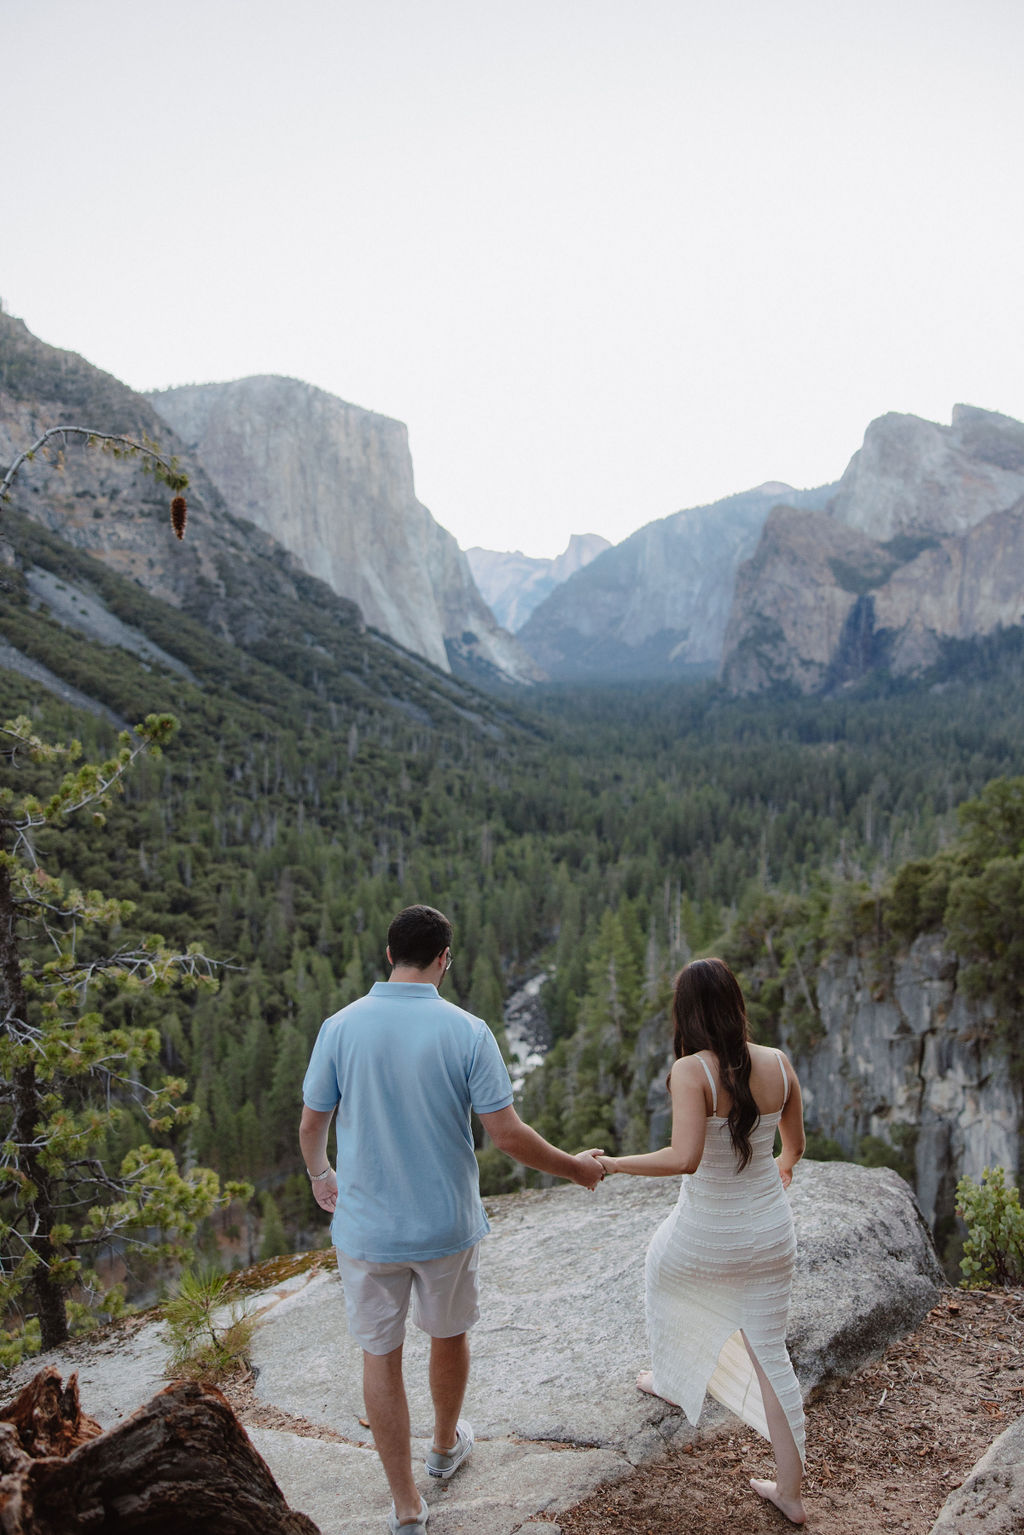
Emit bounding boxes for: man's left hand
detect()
[311,1169,339,1213]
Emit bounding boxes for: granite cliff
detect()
[515,482,834,681]
[781,933,1021,1251]
[722,407,1024,694]
[830,404,1024,541]
[147,377,540,685]
[466,533,611,632]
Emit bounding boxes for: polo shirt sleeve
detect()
[468,1023,514,1114]
[302,1018,341,1112]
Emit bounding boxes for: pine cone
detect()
[170,496,188,540]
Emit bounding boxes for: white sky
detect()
[4,0,1022,558]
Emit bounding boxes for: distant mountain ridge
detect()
[722,406,1024,694]
[515,481,835,681]
[146,375,539,685]
[0,311,526,727]
[466,533,611,631]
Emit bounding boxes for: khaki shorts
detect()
[336,1243,481,1355]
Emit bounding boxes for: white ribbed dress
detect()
[644,1049,805,1463]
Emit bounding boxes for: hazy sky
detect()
[4,0,1021,557]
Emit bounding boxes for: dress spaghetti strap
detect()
[695,1052,718,1116]
[774,1049,790,1109]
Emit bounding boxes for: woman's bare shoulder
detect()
[749,1041,790,1064]
[669,1054,712,1085]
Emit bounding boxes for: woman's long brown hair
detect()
[670,957,759,1170]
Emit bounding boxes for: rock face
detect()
[466,533,611,632]
[147,377,540,684]
[516,482,834,681]
[778,932,1022,1248]
[830,404,1024,542]
[0,312,260,621]
[722,406,1024,694]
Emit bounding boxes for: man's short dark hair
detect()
[387,905,453,970]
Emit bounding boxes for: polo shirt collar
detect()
[371,981,438,997]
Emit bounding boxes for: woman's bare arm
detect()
[598,1058,708,1177]
[776,1056,805,1188]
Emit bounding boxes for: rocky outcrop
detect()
[779,932,1022,1246]
[466,534,611,632]
[721,406,1024,694]
[147,377,540,684]
[2,1166,941,1535]
[516,482,834,681]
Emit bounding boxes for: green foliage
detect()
[804,1133,846,1161]
[161,1267,255,1381]
[476,1145,524,1196]
[0,712,250,1354]
[873,776,1024,1049]
[956,1168,1024,1288]
[258,1193,289,1262]
[855,1127,917,1185]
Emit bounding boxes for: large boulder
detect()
[785,1161,943,1391]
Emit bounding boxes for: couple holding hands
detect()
[299,905,807,1532]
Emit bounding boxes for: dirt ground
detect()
[550,1287,1024,1535]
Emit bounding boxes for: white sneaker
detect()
[386,1495,429,1533]
[425,1418,474,1479]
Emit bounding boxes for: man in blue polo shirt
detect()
[300,904,604,1534]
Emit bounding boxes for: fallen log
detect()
[0,1368,321,1533]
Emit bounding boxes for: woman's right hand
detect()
[777,1161,794,1189]
[597,1155,617,1176]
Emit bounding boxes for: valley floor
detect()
[548,1287,1023,1535]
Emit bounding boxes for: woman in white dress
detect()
[597,957,808,1526]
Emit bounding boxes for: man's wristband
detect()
[308,1166,332,1182]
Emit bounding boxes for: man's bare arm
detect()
[478,1105,604,1190]
[299,1105,339,1212]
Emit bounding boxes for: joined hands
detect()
[573,1148,607,1191]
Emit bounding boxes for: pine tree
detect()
[0,713,247,1357]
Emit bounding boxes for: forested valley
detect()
[3,507,1024,1339]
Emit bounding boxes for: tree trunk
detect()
[0,855,70,1351]
[0,1368,322,1534]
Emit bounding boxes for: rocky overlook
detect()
[147,377,540,685]
[1,1164,943,1535]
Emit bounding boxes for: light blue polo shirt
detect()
[302,981,514,1262]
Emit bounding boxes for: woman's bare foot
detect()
[750,1478,806,1524]
[636,1371,679,1406]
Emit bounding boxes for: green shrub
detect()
[161,1267,255,1382]
[956,1167,1024,1288]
